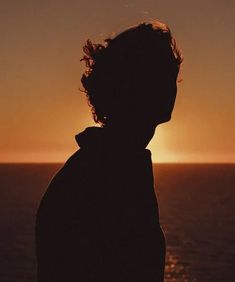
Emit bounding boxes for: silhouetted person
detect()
[36,21,183,281]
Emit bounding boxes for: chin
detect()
[156,114,172,125]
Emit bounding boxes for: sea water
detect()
[0,163,234,281]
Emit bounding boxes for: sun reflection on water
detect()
[164,249,196,282]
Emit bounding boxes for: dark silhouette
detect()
[36,21,183,281]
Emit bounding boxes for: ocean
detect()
[0,163,234,281]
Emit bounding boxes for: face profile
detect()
[81,21,183,130]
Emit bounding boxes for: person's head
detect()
[81,20,183,128]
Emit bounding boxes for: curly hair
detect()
[81,20,183,126]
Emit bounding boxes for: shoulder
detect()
[45,146,104,196]
[38,149,87,203]
[36,149,92,222]
[54,148,93,179]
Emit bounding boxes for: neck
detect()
[103,121,156,149]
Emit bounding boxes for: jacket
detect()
[35,126,165,282]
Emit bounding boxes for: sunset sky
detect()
[1,0,234,163]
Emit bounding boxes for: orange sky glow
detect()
[1,1,234,163]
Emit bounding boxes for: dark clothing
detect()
[36,127,165,281]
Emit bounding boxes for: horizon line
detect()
[0,161,234,165]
